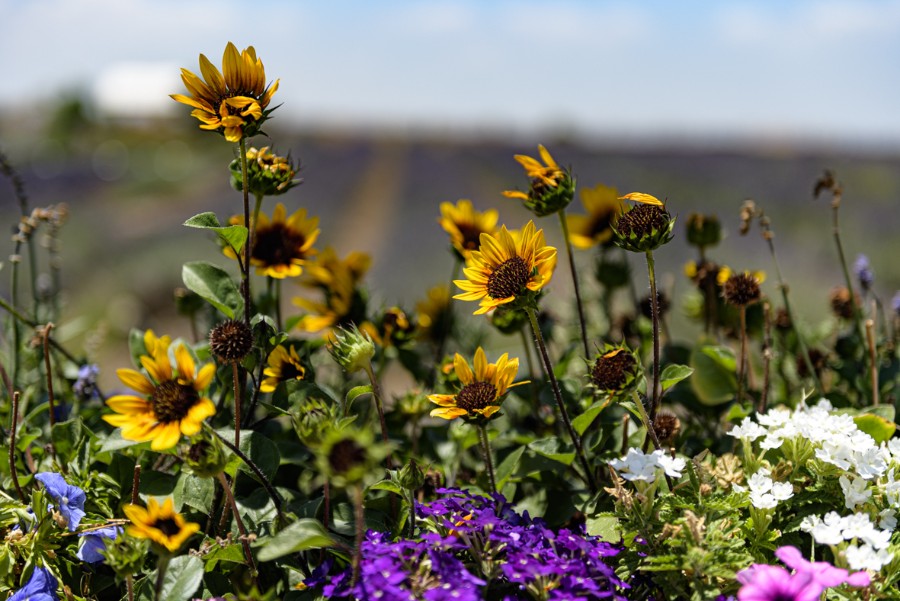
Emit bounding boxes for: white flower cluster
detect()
[609,447,686,483]
[800,511,894,571]
[730,399,899,571]
[732,467,793,509]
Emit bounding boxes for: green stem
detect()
[737,306,748,406]
[558,210,590,358]
[363,363,394,469]
[239,138,252,326]
[477,424,497,494]
[645,250,661,421]
[154,555,170,601]
[524,306,597,493]
[519,326,540,410]
[8,392,25,502]
[351,484,365,586]
[831,200,869,389]
[232,362,242,449]
[631,391,662,451]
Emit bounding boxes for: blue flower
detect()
[77,526,121,564]
[35,472,86,531]
[73,364,99,400]
[8,567,58,601]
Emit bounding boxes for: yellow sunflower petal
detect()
[116,369,155,395]
[430,407,468,420]
[619,192,663,206]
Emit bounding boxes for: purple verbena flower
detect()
[8,567,59,601]
[73,364,99,400]
[35,472,86,531]
[853,254,874,292]
[77,526,121,564]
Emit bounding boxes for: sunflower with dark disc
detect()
[124,497,199,553]
[454,220,556,315]
[429,347,525,421]
[171,42,279,142]
[224,202,320,278]
[103,330,216,451]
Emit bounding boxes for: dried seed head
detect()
[829,286,858,320]
[653,411,681,446]
[723,273,762,307]
[209,319,253,362]
[590,347,640,393]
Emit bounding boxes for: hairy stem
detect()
[217,472,258,579]
[645,250,661,421]
[239,138,252,326]
[558,210,590,358]
[477,424,497,494]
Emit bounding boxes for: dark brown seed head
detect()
[723,273,762,307]
[829,286,857,320]
[653,411,681,446]
[455,381,497,414]
[615,204,670,239]
[328,438,366,474]
[487,256,530,300]
[209,319,253,362]
[590,349,637,392]
[150,381,200,423]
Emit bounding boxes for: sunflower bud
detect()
[182,432,229,478]
[611,201,676,254]
[230,146,301,197]
[590,344,642,396]
[103,534,150,583]
[328,324,375,373]
[292,397,341,448]
[209,319,254,363]
[685,213,722,250]
[398,458,425,491]
[490,304,529,335]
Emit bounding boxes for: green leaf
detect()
[184,212,248,254]
[572,401,607,436]
[496,446,525,488]
[660,364,694,392]
[221,429,281,483]
[256,519,334,562]
[585,513,622,542]
[854,414,896,444]
[179,473,215,513]
[369,479,403,495]
[346,385,373,406]
[160,555,204,601]
[182,261,242,319]
[202,542,246,571]
[528,437,575,466]
[690,345,737,405]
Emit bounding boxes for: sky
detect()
[3,0,900,147]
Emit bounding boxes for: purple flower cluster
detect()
[305,488,628,600]
[737,546,869,601]
[853,254,874,293]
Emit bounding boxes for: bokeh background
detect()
[2,0,899,385]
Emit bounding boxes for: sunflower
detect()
[224,203,319,278]
[428,347,525,420]
[123,497,199,553]
[503,144,565,193]
[566,184,624,249]
[171,42,279,142]
[260,344,307,393]
[103,330,216,451]
[415,285,453,343]
[454,221,556,315]
[293,248,371,334]
[502,145,574,216]
[439,199,499,258]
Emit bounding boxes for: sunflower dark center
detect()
[328,439,366,474]
[150,381,199,423]
[253,223,307,266]
[615,204,669,238]
[591,351,636,391]
[456,223,486,251]
[455,381,497,413]
[487,256,530,300]
[153,517,181,537]
[280,361,304,381]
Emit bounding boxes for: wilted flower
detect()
[35,472,85,531]
[829,286,858,320]
[502,145,575,216]
[722,271,764,307]
[171,42,279,142]
[230,146,300,196]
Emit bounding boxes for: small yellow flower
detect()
[439,199,499,258]
[171,42,279,142]
[454,221,557,315]
[293,248,371,334]
[103,331,216,451]
[429,347,525,420]
[503,145,574,216]
[224,203,320,279]
[124,497,199,553]
[260,345,307,393]
[566,184,624,249]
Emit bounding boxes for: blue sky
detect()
[3,0,900,146]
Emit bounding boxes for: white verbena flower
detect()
[844,543,893,572]
[800,512,844,546]
[609,448,662,482]
[840,475,872,509]
[728,418,767,441]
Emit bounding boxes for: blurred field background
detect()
[1,0,899,388]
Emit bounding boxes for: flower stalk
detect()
[216,472,258,578]
[558,210,590,358]
[477,424,497,494]
[525,306,597,493]
[645,250,662,421]
[8,391,25,502]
